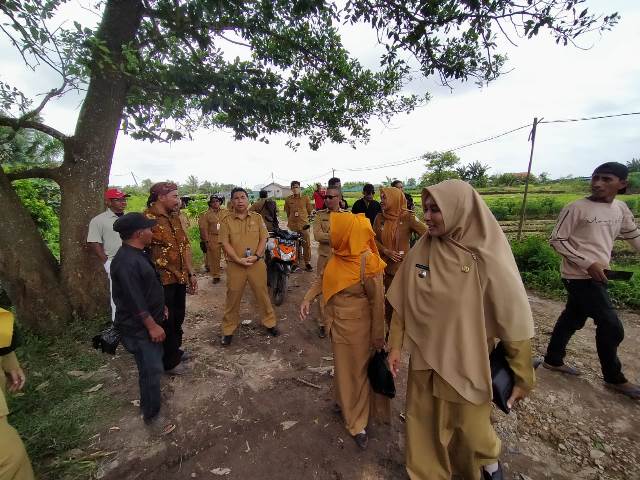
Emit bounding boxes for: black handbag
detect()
[367,350,396,398]
[92,324,120,355]
[199,240,207,253]
[489,341,514,414]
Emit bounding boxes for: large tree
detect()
[0,0,618,332]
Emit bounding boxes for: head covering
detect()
[113,212,157,235]
[150,182,178,196]
[322,212,386,303]
[593,162,629,194]
[208,195,222,206]
[386,180,534,405]
[380,187,408,251]
[104,188,129,200]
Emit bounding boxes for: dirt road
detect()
[87,246,640,480]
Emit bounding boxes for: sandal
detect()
[542,362,581,376]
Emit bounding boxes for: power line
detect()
[540,111,640,124]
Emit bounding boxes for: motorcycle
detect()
[265,227,302,306]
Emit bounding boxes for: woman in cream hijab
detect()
[387,180,535,480]
[300,212,389,450]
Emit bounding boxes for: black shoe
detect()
[318,326,326,338]
[291,265,300,273]
[266,327,279,337]
[482,463,503,480]
[353,432,368,450]
[305,263,313,272]
[221,335,233,346]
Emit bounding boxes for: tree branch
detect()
[5,166,61,182]
[0,116,69,143]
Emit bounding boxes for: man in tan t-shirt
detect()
[543,162,640,400]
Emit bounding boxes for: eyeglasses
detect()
[325,194,338,199]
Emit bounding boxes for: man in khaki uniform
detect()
[284,180,314,271]
[312,186,344,338]
[219,187,278,346]
[249,190,279,232]
[199,195,224,284]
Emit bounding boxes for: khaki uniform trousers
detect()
[206,234,222,279]
[292,228,311,265]
[222,260,276,336]
[405,367,500,480]
[315,254,330,327]
[0,418,35,480]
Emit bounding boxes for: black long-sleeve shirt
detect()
[111,244,165,338]
[351,198,382,227]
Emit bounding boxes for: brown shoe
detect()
[605,382,640,400]
[542,362,581,376]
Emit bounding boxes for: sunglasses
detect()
[325,194,338,199]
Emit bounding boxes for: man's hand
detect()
[187,274,198,294]
[507,385,529,409]
[300,300,311,321]
[148,323,166,343]
[388,348,401,378]
[587,262,608,283]
[6,367,26,393]
[372,338,385,350]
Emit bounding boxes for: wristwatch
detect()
[255,254,264,260]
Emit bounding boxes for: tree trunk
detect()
[0,168,73,332]
[58,0,144,320]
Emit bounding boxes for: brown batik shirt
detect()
[144,204,190,285]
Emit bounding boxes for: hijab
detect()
[322,212,386,303]
[380,187,408,251]
[386,180,534,404]
[0,308,15,354]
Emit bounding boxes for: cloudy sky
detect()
[2,0,638,189]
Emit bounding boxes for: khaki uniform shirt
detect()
[87,209,122,259]
[0,352,20,416]
[199,208,223,243]
[313,209,346,258]
[373,212,427,276]
[219,211,268,259]
[144,205,190,285]
[284,194,313,230]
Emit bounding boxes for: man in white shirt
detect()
[87,188,129,321]
[543,162,640,400]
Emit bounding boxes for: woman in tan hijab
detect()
[373,187,426,323]
[300,212,389,450]
[387,180,536,480]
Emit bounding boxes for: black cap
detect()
[593,162,628,180]
[113,212,157,234]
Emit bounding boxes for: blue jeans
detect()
[120,335,164,421]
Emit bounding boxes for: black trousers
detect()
[121,335,164,421]
[544,279,627,384]
[163,283,187,371]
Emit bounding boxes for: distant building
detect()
[261,182,291,198]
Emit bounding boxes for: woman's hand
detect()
[299,300,311,321]
[385,249,403,263]
[6,367,26,393]
[507,385,529,409]
[387,348,401,378]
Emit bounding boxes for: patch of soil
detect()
[83,242,639,480]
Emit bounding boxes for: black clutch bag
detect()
[367,350,396,398]
[199,240,207,253]
[92,324,120,355]
[489,341,514,414]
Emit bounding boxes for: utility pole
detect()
[332,168,335,178]
[517,117,541,241]
[130,171,139,186]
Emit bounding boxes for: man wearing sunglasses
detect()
[311,186,346,338]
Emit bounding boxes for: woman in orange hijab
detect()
[300,212,389,450]
[373,187,426,323]
[386,180,535,480]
